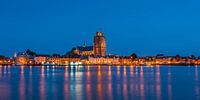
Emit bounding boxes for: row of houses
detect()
[14,55,122,66]
[12,50,131,65]
[2,49,200,66]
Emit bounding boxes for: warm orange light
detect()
[21,66,24,74]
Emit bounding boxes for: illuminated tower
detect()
[93,32,106,56]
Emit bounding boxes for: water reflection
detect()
[64,67,70,100]
[0,66,199,100]
[130,66,134,76]
[75,66,83,100]
[0,65,2,79]
[40,66,46,100]
[168,66,172,100]
[195,66,199,100]
[136,66,138,75]
[7,65,11,76]
[86,84,92,100]
[156,66,161,100]
[123,66,127,77]
[29,66,32,76]
[4,65,7,75]
[86,66,91,100]
[140,67,145,100]
[107,66,113,100]
[97,66,103,100]
[19,66,25,100]
[117,66,120,76]
[98,65,101,78]
[108,66,112,77]
[123,66,128,100]
[28,66,33,100]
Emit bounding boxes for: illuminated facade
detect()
[15,56,29,65]
[0,56,13,65]
[94,32,106,56]
[72,46,94,56]
[34,56,48,64]
[71,32,106,57]
[88,57,120,65]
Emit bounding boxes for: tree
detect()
[130,53,138,59]
[26,49,37,56]
[52,54,61,57]
[175,54,181,61]
[190,54,196,59]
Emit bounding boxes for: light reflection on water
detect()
[19,66,25,100]
[168,66,172,100]
[195,66,200,100]
[0,66,199,100]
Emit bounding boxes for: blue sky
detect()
[0,0,200,57]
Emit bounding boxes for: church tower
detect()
[93,32,106,56]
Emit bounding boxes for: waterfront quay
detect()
[1,54,200,66]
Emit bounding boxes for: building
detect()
[93,32,106,56]
[88,57,120,65]
[0,55,13,65]
[34,55,49,65]
[14,49,37,65]
[71,32,107,57]
[72,45,94,56]
[15,55,29,65]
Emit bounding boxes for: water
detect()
[0,65,199,100]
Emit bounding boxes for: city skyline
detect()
[2,31,200,66]
[1,30,200,57]
[1,0,200,100]
[1,31,200,60]
[1,0,200,57]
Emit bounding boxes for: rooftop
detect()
[76,46,93,52]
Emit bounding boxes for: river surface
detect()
[0,65,199,100]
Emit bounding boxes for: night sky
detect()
[0,0,200,57]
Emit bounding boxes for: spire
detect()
[14,52,17,57]
[83,41,86,47]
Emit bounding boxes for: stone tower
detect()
[93,32,106,56]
